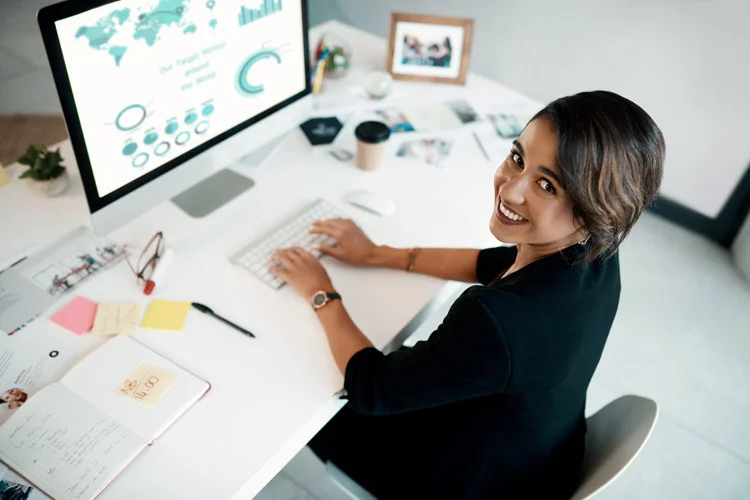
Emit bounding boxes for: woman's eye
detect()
[538,179,556,194]
[510,152,523,166]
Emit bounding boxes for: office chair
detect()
[326,395,659,500]
[570,395,658,499]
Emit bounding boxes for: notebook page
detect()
[0,383,144,500]
[60,335,209,442]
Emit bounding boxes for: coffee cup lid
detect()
[355,121,391,144]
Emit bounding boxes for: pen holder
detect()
[319,33,352,79]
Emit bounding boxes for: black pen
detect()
[191,302,256,338]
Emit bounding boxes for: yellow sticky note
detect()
[140,300,191,331]
[91,303,141,335]
[116,363,176,406]
[0,164,11,188]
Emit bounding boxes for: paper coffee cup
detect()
[355,121,390,171]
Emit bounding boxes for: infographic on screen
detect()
[55,0,305,197]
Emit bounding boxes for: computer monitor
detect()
[38,0,311,234]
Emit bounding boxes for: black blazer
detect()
[341,245,621,499]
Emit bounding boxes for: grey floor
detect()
[2,1,749,498]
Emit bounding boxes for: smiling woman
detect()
[270,91,666,499]
[490,91,665,277]
[530,91,665,263]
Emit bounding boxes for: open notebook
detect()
[0,335,210,500]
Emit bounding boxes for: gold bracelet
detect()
[406,247,421,272]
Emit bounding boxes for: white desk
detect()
[0,21,541,499]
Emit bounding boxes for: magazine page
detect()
[0,330,91,426]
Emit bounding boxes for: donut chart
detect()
[235,48,282,96]
[118,101,214,166]
[175,130,191,145]
[195,120,209,134]
[116,104,147,131]
[154,141,171,156]
[132,152,149,168]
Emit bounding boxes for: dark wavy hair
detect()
[530,90,665,262]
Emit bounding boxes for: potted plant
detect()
[18,144,69,197]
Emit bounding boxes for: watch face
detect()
[312,293,327,307]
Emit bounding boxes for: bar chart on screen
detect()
[238,0,283,27]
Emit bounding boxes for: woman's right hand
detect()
[309,218,377,266]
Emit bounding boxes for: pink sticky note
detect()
[49,296,98,336]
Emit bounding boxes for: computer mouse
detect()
[344,190,397,217]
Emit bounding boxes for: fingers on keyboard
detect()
[231,200,348,289]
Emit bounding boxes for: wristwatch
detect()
[311,290,341,310]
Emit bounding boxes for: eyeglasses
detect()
[125,232,164,288]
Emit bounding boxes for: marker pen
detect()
[144,247,174,295]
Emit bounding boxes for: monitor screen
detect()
[51,0,307,199]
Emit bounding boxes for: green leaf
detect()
[18,170,31,179]
[51,165,66,178]
[16,144,65,180]
[17,153,32,166]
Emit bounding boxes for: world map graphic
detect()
[74,0,213,66]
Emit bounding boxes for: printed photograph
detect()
[376,109,415,133]
[0,388,28,411]
[0,474,35,500]
[488,113,530,139]
[401,34,453,68]
[396,138,454,167]
[448,99,481,124]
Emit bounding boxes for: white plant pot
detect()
[25,170,69,197]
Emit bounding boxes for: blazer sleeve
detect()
[343,293,512,416]
[475,245,517,285]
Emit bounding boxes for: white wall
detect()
[331,0,750,218]
[309,0,350,28]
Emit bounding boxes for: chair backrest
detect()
[732,210,750,281]
[570,395,658,500]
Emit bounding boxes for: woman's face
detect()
[490,118,582,247]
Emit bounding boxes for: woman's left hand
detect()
[270,247,335,299]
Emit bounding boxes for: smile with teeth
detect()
[499,201,527,222]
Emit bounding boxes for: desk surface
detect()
[0,21,541,499]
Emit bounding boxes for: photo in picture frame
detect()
[386,13,474,85]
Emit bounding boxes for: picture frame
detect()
[386,12,474,85]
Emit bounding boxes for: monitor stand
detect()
[171,169,255,218]
[171,134,284,218]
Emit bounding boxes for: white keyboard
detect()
[230,199,349,289]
